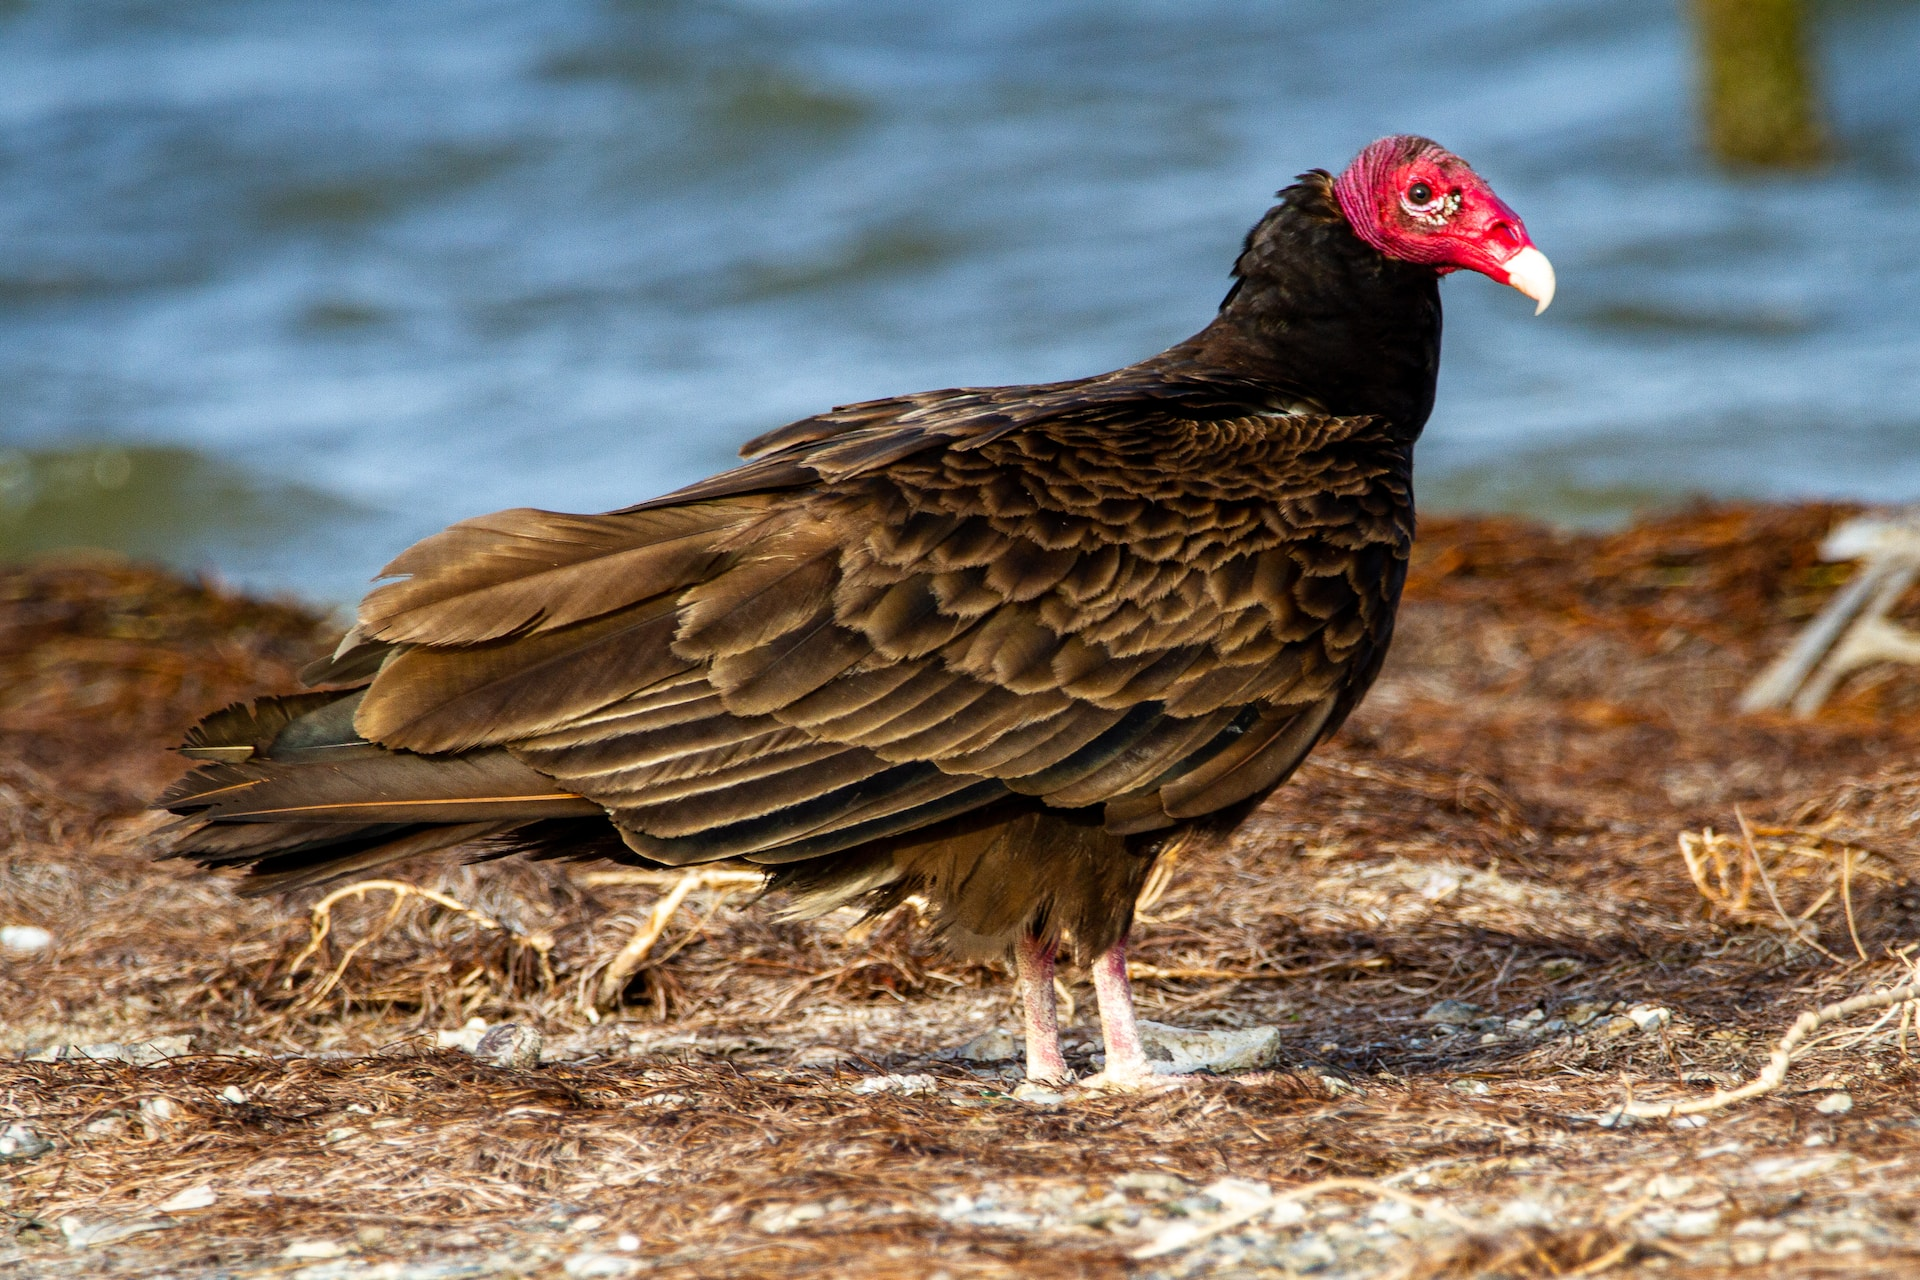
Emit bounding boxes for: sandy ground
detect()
[4,504,1920,1279]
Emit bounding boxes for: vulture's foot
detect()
[1085,941,1284,1087]
[1074,1066,1191,1095]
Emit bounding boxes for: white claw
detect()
[1504,246,1556,315]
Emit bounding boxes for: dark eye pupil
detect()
[1409,182,1432,204]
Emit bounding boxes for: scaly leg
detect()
[1082,937,1181,1092]
[1091,937,1150,1083]
[1014,934,1070,1083]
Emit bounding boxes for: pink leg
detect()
[1091,937,1154,1083]
[1014,934,1070,1082]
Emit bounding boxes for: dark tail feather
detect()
[473,817,652,866]
[159,690,607,894]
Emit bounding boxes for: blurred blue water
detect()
[1,0,1916,604]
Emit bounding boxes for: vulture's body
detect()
[161,139,1552,1085]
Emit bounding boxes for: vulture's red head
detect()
[1332,135,1555,314]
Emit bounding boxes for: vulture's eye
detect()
[1401,180,1459,225]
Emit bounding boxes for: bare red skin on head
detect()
[1331,135,1535,285]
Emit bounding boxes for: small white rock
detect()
[852,1072,938,1096]
[1815,1091,1853,1115]
[1627,1005,1673,1032]
[281,1240,347,1259]
[951,1027,1019,1062]
[472,1022,542,1069]
[139,1097,179,1123]
[1495,1198,1556,1227]
[0,1123,53,1162]
[563,1253,637,1278]
[218,1085,248,1105]
[791,1044,855,1066]
[1,925,52,953]
[1283,1235,1339,1270]
[629,1092,690,1109]
[1668,1209,1722,1238]
[434,1017,491,1053]
[1199,1177,1273,1213]
[751,1202,826,1233]
[156,1185,216,1213]
[567,1213,607,1233]
[1420,1000,1483,1026]
[1135,1021,1281,1074]
[1646,1173,1696,1200]
[1768,1230,1813,1261]
[59,1215,174,1249]
[615,1233,640,1252]
[1365,1198,1414,1224]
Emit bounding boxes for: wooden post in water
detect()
[1690,0,1828,167]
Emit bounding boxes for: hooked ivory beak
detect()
[1503,246,1556,315]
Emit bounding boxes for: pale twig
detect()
[1823,999,1907,1051]
[1897,947,1920,1067]
[1682,820,1882,965]
[1840,848,1867,963]
[1128,964,1264,981]
[1736,808,1843,963]
[1678,826,1756,916]
[589,870,760,1011]
[1601,979,1920,1121]
[1565,1237,1637,1278]
[280,880,518,1016]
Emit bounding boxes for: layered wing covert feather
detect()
[339,393,1412,866]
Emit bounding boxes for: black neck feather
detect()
[1155,171,1443,439]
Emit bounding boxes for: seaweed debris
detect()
[5,506,1920,1278]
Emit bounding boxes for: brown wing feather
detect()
[423,408,1401,859]
[232,822,519,895]
[178,692,345,761]
[163,733,599,826]
[359,503,764,647]
[169,387,1410,886]
[1033,706,1243,807]
[357,599,689,753]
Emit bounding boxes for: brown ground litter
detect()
[4,504,1920,1279]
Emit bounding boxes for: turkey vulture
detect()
[161,135,1552,1087]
